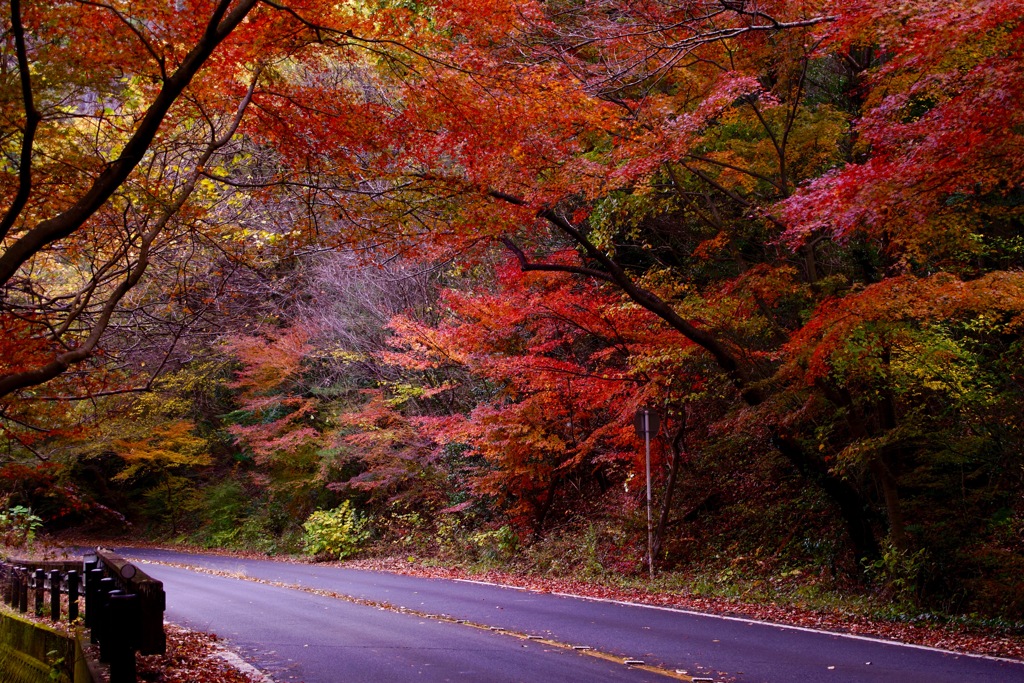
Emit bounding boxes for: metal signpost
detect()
[633,407,660,579]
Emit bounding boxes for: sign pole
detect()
[644,409,654,580]
[634,407,660,580]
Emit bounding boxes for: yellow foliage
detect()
[113,420,211,480]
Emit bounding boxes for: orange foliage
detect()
[786,272,1024,385]
[380,258,697,527]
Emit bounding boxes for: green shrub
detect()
[0,505,43,547]
[302,501,369,560]
[195,480,248,548]
[866,541,928,604]
[469,525,518,563]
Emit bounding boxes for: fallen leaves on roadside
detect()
[137,624,260,683]
[59,539,1024,663]
[343,556,1024,661]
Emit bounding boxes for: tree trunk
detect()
[872,345,909,549]
[869,456,907,550]
[652,416,686,563]
[773,434,880,562]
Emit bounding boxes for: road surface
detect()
[118,547,1024,683]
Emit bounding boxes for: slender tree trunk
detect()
[869,456,907,550]
[164,476,179,536]
[874,345,909,549]
[652,417,686,563]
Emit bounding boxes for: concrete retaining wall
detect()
[0,609,98,683]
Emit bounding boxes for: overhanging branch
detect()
[0,0,42,243]
[0,0,259,288]
[489,190,763,404]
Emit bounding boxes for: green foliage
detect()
[197,480,249,544]
[192,482,309,555]
[232,516,305,555]
[866,542,929,604]
[468,525,518,563]
[303,501,370,560]
[381,511,433,552]
[0,505,43,547]
[47,649,69,683]
[139,476,203,536]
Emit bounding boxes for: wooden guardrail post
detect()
[83,558,98,585]
[83,557,98,627]
[33,568,44,616]
[67,569,80,622]
[10,568,20,609]
[3,565,12,606]
[97,577,116,663]
[49,569,60,620]
[107,591,140,683]
[18,569,28,613]
[86,567,103,635]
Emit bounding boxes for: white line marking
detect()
[211,644,276,683]
[454,578,528,591]
[448,577,1022,666]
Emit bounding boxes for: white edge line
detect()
[453,578,528,591]
[211,645,276,683]
[454,578,1022,666]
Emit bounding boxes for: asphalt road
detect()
[119,547,1024,683]
[142,563,665,683]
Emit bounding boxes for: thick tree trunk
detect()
[773,434,880,562]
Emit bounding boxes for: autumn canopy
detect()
[1,0,1023,615]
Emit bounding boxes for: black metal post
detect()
[49,569,61,621]
[67,570,79,622]
[108,592,139,683]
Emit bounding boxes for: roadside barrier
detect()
[1,548,166,683]
[0,558,80,623]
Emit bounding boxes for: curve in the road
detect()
[150,559,695,681]
[144,562,677,683]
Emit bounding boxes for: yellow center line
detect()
[145,560,702,681]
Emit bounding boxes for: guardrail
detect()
[0,559,81,622]
[1,549,166,683]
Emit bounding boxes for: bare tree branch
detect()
[0,67,262,398]
[0,0,259,288]
[0,0,42,242]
